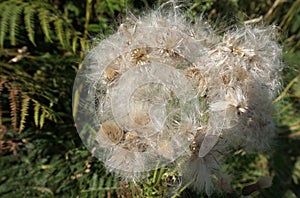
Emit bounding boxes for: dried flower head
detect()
[73,3,283,195]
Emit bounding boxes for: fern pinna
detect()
[0,0,81,52]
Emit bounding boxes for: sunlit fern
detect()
[0,0,82,52]
[0,51,76,133]
[0,79,58,133]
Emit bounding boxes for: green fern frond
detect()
[24,4,36,46]
[72,35,78,53]
[32,100,58,129]
[9,1,25,46]
[0,78,3,126]
[0,78,4,93]
[0,2,11,47]
[65,27,72,49]
[38,8,52,42]
[0,101,2,127]
[98,177,106,197]
[0,0,83,52]
[54,18,66,48]
[33,100,40,127]
[44,105,58,123]
[8,88,19,131]
[39,107,46,129]
[91,173,100,197]
[105,175,112,189]
[80,173,119,197]
[19,95,30,133]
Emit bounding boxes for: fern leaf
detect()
[33,100,40,127]
[54,18,66,48]
[99,179,106,198]
[19,95,30,133]
[0,99,2,127]
[91,173,98,197]
[65,27,71,49]
[105,176,113,190]
[8,88,19,131]
[0,78,4,126]
[40,107,46,129]
[38,8,52,42]
[0,2,11,47]
[0,78,4,93]
[72,34,78,53]
[9,1,24,46]
[24,4,36,46]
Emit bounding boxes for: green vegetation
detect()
[0,0,299,197]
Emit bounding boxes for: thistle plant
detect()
[73,3,283,196]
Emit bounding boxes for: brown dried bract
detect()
[104,67,120,81]
[131,111,150,126]
[131,48,151,65]
[100,121,124,144]
[121,131,147,152]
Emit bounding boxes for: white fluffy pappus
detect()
[180,131,227,196]
[73,4,283,196]
[78,7,207,179]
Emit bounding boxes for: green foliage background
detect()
[0,0,299,197]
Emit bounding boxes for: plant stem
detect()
[83,0,92,52]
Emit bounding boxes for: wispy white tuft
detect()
[73,2,283,196]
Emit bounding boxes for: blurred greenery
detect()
[0,0,299,197]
